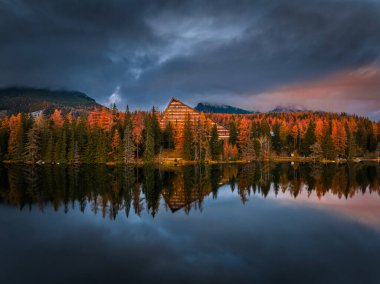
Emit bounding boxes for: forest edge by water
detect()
[0,104,379,165]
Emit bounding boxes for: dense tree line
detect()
[0,107,379,164]
[210,112,380,161]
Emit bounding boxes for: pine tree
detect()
[322,132,335,160]
[310,142,323,161]
[345,124,357,160]
[143,116,155,163]
[24,124,40,163]
[67,119,76,164]
[271,122,282,154]
[183,115,194,160]
[84,128,97,163]
[95,129,107,163]
[44,133,54,163]
[151,107,162,154]
[301,121,316,156]
[59,118,69,163]
[123,120,136,164]
[163,122,175,149]
[53,127,62,163]
[111,130,121,162]
[209,124,220,160]
[229,120,238,146]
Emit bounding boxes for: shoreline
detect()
[1,157,379,166]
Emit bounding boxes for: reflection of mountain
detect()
[0,163,379,219]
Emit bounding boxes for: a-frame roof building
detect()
[160,98,229,139]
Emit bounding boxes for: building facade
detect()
[160,98,229,139]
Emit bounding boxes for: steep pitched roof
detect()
[160,97,229,139]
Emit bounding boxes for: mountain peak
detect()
[269,104,310,113]
[195,102,255,114]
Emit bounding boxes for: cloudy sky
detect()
[1,0,380,118]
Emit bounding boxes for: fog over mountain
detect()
[1,0,380,118]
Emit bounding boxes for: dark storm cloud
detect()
[1,0,380,114]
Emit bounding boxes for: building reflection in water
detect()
[0,163,379,219]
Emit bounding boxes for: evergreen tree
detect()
[95,129,107,163]
[367,132,377,152]
[301,121,316,156]
[345,124,357,160]
[24,124,41,163]
[228,121,238,146]
[73,141,80,164]
[67,119,76,164]
[84,128,97,163]
[310,142,323,161]
[151,107,162,154]
[183,115,194,160]
[111,129,122,162]
[163,122,175,149]
[59,118,69,163]
[271,122,282,154]
[76,114,88,159]
[322,132,335,160]
[123,119,136,164]
[143,116,155,163]
[209,124,220,160]
[44,133,54,163]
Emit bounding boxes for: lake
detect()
[0,163,380,284]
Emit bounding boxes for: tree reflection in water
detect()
[0,163,379,219]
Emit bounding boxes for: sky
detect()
[1,0,380,119]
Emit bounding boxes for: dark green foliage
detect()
[0,125,9,160]
[183,115,194,160]
[123,114,136,164]
[368,132,377,152]
[301,121,316,156]
[143,116,155,163]
[228,120,238,146]
[322,133,336,160]
[24,125,40,162]
[209,124,220,160]
[151,107,162,154]
[163,122,175,149]
[271,123,282,154]
[44,133,54,163]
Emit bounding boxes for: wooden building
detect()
[160,98,229,139]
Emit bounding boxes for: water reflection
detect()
[0,163,379,219]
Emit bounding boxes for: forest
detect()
[0,105,379,164]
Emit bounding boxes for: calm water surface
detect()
[0,163,380,284]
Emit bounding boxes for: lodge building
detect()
[160,98,229,139]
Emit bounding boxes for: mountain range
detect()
[0,86,314,116]
[0,87,100,115]
[195,102,311,114]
